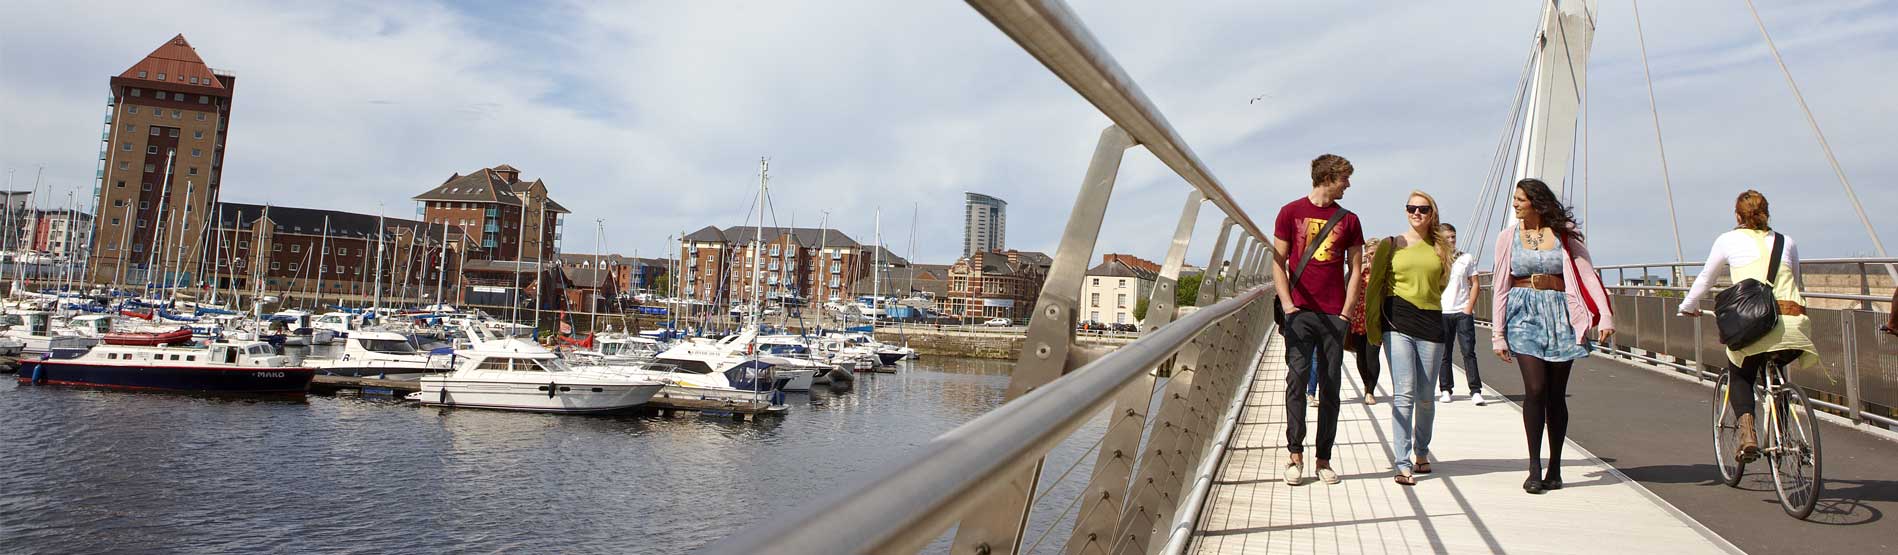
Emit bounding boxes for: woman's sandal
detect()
[1414,460,1432,474]
[1394,472,1416,486]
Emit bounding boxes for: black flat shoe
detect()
[1523,478,1545,495]
[1543,478,1563,490]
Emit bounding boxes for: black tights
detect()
[1518,355,1573,481]
[1727,350,1803,418]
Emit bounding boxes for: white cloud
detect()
[1,0,1892,272]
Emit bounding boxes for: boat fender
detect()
[548,381,557,398]
[29,363,43,385]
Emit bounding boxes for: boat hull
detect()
[17,360,314,395]
[875,352,906,366]
[417,379,662,413]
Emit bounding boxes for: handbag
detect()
[1714,233,1784,349]
[1561,236,1602,329]
[1273,208,1350,326]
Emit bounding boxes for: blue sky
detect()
[2,0,1894,270]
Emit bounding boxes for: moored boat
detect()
[16,341,314,395]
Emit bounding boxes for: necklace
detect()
[1524,227,1544,249]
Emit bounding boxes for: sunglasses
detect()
[1405,205,1433,215]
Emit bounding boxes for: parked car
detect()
[982,318,1012,327]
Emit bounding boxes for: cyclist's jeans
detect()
[1727,350,1804,418]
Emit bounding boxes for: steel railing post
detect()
[1843,315,1862,424]
[1065,191,1203,551]
[1224,236,1251,299]
[953,124,1136,555]
[1198,220,1233,304]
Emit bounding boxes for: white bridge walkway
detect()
[1190,334,1742,555]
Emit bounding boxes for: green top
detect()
[1391,240,1445,310]
[1362,237,1445,345]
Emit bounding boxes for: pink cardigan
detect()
[1490,222,1615,352]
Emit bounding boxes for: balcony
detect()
[484,223,499,232]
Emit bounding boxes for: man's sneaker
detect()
[1283,462,1304,486]
[1317,467,1341,485]
[1309,396,1321,408]
[1438,390,1453,403]
[1471,391,1488,406]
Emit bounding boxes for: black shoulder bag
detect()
[1714,232,1784,349]
[1273,208,1350,326]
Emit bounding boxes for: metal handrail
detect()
[699,287,1274,554]
[1591,256,1898,270]
[966,0,1269,243]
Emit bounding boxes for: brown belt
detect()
[1510,274,1565,291]
[1778,300,1805,316]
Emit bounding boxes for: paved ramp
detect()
[1191,334,1738,554]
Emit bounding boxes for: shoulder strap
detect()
[1289,209,1349,287]
[1764,232,1784,286]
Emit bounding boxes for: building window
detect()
[188,167,198,176]
[171,110,181,119]
[338,247,347,255]
[1090,311,1100,322]
[1116,313,1127,324]
[134,243,144,252]
[119,161,130,170]
[144,164,155,173]
[1117,279,1126,289]
[110,218,120,226]
[128,106,138,114]
[193,130,203,140]
[137,219,147,228]
[143,182,152,191]
[1090,293,1099,307]
[239,240,249,249]
[191,149,201,157]
[168,128,179,137]
[122,142,133,151]
[196,113,205,121]
[113,199,124,207]
[271,262,280,270]
[115,180,125,188]
[1092,278,1099,286]
[199,96,209,104]
[189,77,198,85]
[1117,294,1128,308]
[137,71,147,79]
[147,146,158,155]
[139,201,148,209]
[290,244,301,253]
[273,244,281,252]
[289,263,299,272]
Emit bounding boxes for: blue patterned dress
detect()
[1504,239,1591,361]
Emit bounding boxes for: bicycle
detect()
[1711,356,1823,519]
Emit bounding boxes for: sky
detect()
[2,0,1894,271]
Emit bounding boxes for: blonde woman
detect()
[1679,190,1818,463]
[1361,190,1453,485]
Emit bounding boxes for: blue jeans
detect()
[1387,331,1444,473]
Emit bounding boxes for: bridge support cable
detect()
[1630,0,1689,278]
[1738,0,1898,283]
[1466,35,1541,268]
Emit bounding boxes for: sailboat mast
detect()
[372,206,385,311]
[146,151,176,293]
[748,158,767,340]
[315,215,329,309]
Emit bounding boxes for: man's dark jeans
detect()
[1438,312,1480,394]
[1283,309,1346,460]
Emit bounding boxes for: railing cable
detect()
[1738,0,1898,283]
[1631,0,1688,276]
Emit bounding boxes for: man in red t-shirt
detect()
[1270,153,1365,486]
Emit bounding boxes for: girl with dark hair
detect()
[1678,190,1818,463]
[1490,178,1615,494]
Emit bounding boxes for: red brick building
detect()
[945,249,1052,321]
[678,226,903,305]
[86,34,238,286]
[412,164,567,264]
[209,202,459,306]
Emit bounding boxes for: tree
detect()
[1176,274,1202,307]
[1133,296,1149,321]
[650,272,670,297]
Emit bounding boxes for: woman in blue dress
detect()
[1489,178,1615,495]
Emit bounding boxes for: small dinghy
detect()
[101,328,194,346]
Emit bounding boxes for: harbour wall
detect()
[875,328,1135,361]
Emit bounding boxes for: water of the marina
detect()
[0,357,1115,554]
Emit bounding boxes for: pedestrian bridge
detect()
[701,2,1898,553]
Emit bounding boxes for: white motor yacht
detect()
[417,334,663,414]
[570,334,664,365]
[302,330,453,377]
[648,330,813,391]
[1,311,101,357]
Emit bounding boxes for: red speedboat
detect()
[120,309,154,320]
[102,328,194,346]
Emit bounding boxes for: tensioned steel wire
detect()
[1467,33,1542,271]
[1739,0,1897,282]
[1631,0,1688,272]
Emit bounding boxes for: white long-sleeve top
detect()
[1679,229,1801,314]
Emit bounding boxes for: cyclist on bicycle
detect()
[1680,190,1819,463]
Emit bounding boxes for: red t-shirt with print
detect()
[1273,197,1364,315]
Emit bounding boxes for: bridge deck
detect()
[1190,334,1737,554]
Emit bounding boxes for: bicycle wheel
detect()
[1767,380,1823,519]
[1711,371,1744,487]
